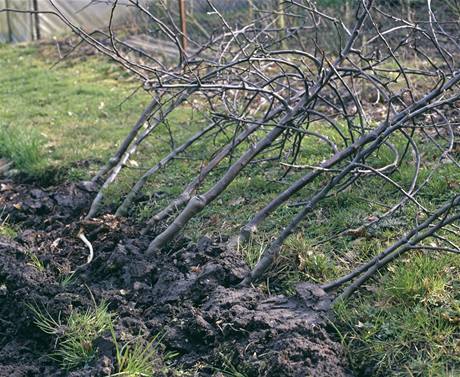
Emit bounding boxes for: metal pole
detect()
[30,0,34,40]
[178,0,187,57]
[32,0,40,40]
[5,0,13,43]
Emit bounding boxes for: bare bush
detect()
[3,0,459,299]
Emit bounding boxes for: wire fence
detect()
[1,0,459,59]
[130,0,460,58]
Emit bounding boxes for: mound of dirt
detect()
[0,179,352,376]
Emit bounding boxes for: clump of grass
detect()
[0,223,17,238]
[26,250,45,271]
[28,304,65,337]
[284,233,338,282]
[59,271,77,288]
[29,300,113,369]
[211,351,249,377]
[0,212,17,238]
[238,235,266,269]
[111,330,162,376]
[0,124,45,176]
[110,326,177,377]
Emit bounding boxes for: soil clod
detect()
[0,179,351,376]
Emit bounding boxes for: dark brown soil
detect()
[0,179,352,376]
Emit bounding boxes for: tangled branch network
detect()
[5,0,459,300]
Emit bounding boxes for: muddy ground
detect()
[0,178,352,376]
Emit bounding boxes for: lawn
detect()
[0,43,459,376]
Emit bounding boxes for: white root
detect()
[78,232,94,265]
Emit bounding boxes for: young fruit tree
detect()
[10,0,459,301]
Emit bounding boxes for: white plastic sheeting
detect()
[0,0,133,43]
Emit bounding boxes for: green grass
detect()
[59,271,77,288]
[29,300,114,369]
[0,43,196,184]
[3,44,459,376]
[0,124,45,175]
[0,224,17,238]
[30,298,178,375]
[110,327,173,377]
[334,254,460,376]
[0,214,17,238]
[26,250,45,271]
[0,44,147,180]
[212,351,249,377]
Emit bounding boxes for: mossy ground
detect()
[0,43,458,376]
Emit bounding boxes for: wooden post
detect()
[5,0,13,43]
[29,0,34,40]
[345,1,351,25]
[277,0,286,49]
[32,0,40,40]
[178,0,187,58]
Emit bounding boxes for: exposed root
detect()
[78,232,94,265]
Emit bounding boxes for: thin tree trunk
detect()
[143,121,263,228]
[147,99,307,252]
[115,122,216,217]
[87,90,192,219]
[91,97,159,184]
